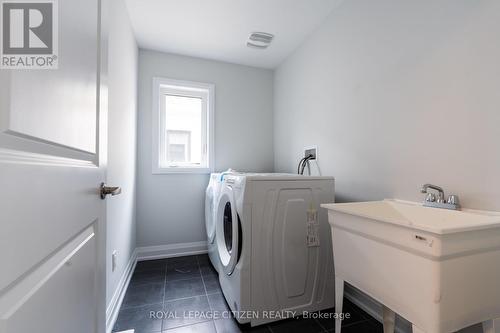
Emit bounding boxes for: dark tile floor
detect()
[113,255,383,333]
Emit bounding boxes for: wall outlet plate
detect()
[304,146,317,160]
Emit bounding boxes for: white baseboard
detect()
[106,249,138,333]
[136,241,208,261]
[344,284,411,333]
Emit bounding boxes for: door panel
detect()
[273,189,316,307]
[0,162,101,291]
[3,0,99,154]
[0,0,107,332]
[251,179,335,324]
[1,227,96,333]
[279,195,310,298]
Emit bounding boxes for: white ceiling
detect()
[125,0,343,69]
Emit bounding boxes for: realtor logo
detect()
[1,0,58,69]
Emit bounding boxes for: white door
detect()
[0,0,109,332]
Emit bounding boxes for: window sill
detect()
[152,166,212,175]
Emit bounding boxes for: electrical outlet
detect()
[304,147,317,160]
[112,250,118,272]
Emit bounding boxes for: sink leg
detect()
[482,319,500,333]
[335,276,344,333]
[412,324,426,333]
[382,306,396,333]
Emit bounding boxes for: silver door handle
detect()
[100,183,122,199]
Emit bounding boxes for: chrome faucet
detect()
[421,184,445,203]
[420,184,460,210]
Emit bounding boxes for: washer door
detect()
[216,185,239,275]
[205,187,216,244]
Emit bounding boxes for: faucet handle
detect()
[447,195,460,206]
[425,193,436,202]
[436,192,445,204]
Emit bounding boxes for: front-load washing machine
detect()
[215,173,335,326]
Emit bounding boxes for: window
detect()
[152,77,214,174]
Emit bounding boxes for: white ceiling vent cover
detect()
[247,32,274,49]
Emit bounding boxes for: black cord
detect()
[297,157,307,174]
[299,155,314,175]
[300,160,308,175]
[300,158,310,175]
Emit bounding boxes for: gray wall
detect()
[274,0,500,211]
[274,1,500,332]
[106,0,138,307]
[137,50,274,247]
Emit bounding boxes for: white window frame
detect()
[152,77,215,174]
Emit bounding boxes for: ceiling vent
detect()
[247,32,274,49]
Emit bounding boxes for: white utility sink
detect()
[322,199,500,333]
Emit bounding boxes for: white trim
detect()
[152,166,211,174]
[344,284,411,333]
[0,148,96,168]
[136,241,208,261]
[2,129,97,156]
[105,249,138,333]
[152,77,215,175]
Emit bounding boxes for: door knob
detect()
[100,183,122,199]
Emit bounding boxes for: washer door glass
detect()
[216,186,239,275]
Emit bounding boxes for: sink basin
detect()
[322,199,500,333]
[324,199,500,234]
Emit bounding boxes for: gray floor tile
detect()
[197,254,210,264]
[207,293,231,314]
[214,319,271,333]
[202,274,222,294]
[162,295,212,330]
[164,277,206,301]
[122,282,164,309]
[130,269,166,287]
[116,257,386,333]
[340,319,382,332]
[268,316,324,333]
[135,259,167,273]
[316,299,367,331]
[163,320,217,333]
[369,319,383,332]
[113,303,163,333]
[167,261,202,281]
[200,263,218,280]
